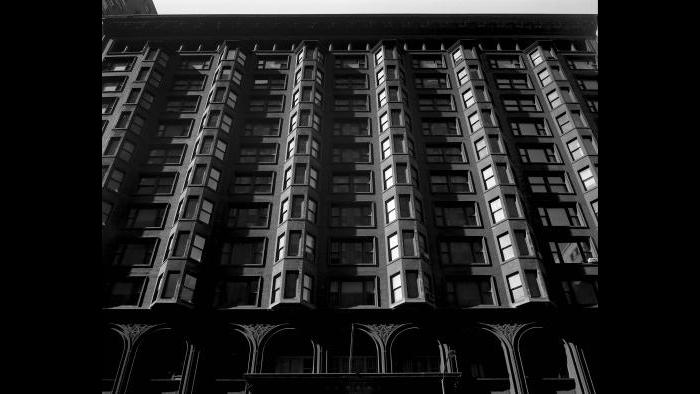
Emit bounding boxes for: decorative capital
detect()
[116,323,152,343]
[240,323,279,345]
[363,323,405,345]
[483,323,526,344]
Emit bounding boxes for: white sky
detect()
[152,0,597,15]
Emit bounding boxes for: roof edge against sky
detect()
[103,14,598,38]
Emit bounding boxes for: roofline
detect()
[103,14,598,38]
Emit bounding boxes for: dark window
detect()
[112,239,159,266]
[538,205,584,227]
[333,118,370,136]
[411,54,445,69]
[331,143,371,163]
[549,238,596,264]
[439,238,487,265]
[104,276,146,307]
[146,145,186,165]
[446,277,495,307]
[329,279,376,306]
[425,143,466,163]
[494,74,531,89]
[334,55,367,69]
[239,144,278,163]
[135,173,177,195]
[418,94,454,111]
[526,172,572,194]
[518,144,561,163]
[331,172,372,193]
[330,238,375,265]
[165,96,199,112]
[430,171,472,193]
[503,95,540,112]
[171,74,206,91]
[227,203,270,228]
[335,74,368,89]
[434,203,479,227]
[231,172,274,194]
[257,55,289,70]
[253,74,287,89]
[156,119,192,137]
[243,118,282,136]
[125,205,168,228]
[414,73,450,88]
[249,95,284,112]
[334,95,369,111]
[215,277,260,307]
[179,55,213,70]
[330,204,373,227]
[220,238,266,265]
[421,118,460,136]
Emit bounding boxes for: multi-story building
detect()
[101,14,599,394]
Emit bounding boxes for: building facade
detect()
[101,14,599,394]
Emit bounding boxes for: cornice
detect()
[103,14,598,39]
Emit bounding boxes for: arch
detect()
[325,325,380,373]
[126,327,190,394]
[389,326,441,373]
[195,326,252,393]
[102,327,127,393]
[518,327,569,379]
[260,327,315,373]
[457,327,509,379]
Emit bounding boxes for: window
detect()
[227,203,270,228]
[577,78,598,91]
[388,233,400,261]
[546,89,562,108]
[446,278,495,307]
[421,118,460,136]
[101,97,118,115]
[102,201,113,225]
[412,54,445,69]
[452,48,464,63]
[414,73,450,89]
[591,199,598,218]
[578,167,597,190]
[390,273,403,303]
[330,238,375,265]
[383,166,394,189]
[239,144,277,163]
[586,97,599,113]
[538,205,583,227]
[418,94,454,111]
[425,143,466,163]
[510,119,549,136]
[102,56,135,72]
[456,68,469,85]
[105,277,147,307]
[538,68,553,86]
[475,138,488,160]
[157,119,192,137]
[172,74,206,91]
[549,238,596,264]
[103,167,124,192]
[328,171,371,193]
[334,95,369,111]
[333,118,370,136]
[567,139,584,160]
[110,189,138,221]
[253,74,286,90]
[302,274,313,302]
[503,95,539,112]
[232,172,274,194]
[488,55,524,69]
[402,231,416,257]
[529,50,543,66]
[495,74,530,89]
[134,173,176,195]
[242,118,281,136]
[405,271,419,299]
[219,238,267,266]
[519,145,561,163]
[507,273,525,303]
[275,235,285,261]
[215,277,260,307]
[146,145,186,165]
[467,112,482,133]
[271,274,281,302]
[330,279,376,306]
[566,56,597,70]
[498,233,515,261]
[439,238,487,265]
[331,143,371,163]
[434,203,479,227]
[462,89,475,108]
[334,55,367,69]
[112,238,159,266]
[102,76,127,92]
[335,74,368,89]
[331,203,373,227]
[561,279,598,306]
[249,95,284,112]
[165,96,199,113]
[489,197,506,223]
[430,171,471,193]
[385,197,397,223]
[305,233,316,262]
[257,55,289,70]
[481,166,496,190]
[527,172,571,194]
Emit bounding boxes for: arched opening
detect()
[196,330,250,393]
[262,329,314,373]
[520,328,574,393]
[326,326,379,373]
[456,329,510,393]
[391,328,440,372]
[102,329,124,392]
[127,329,188,393]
